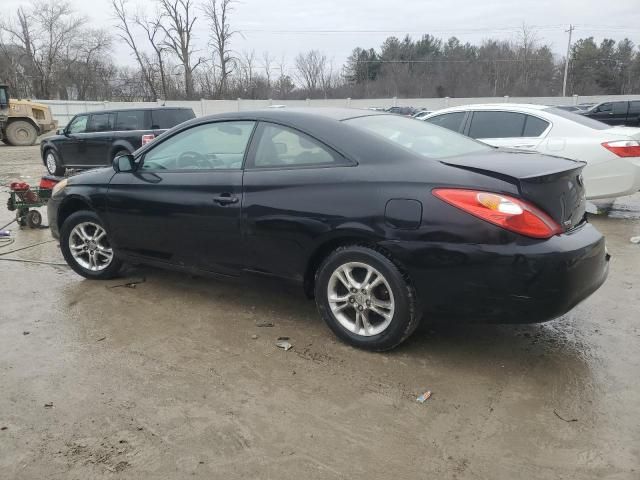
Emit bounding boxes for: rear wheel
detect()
[60,210,122,279]
[315,245,420,351]
[5,120,38,146]
[44,149,65,176]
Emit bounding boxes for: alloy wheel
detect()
[68,222,114,271]
[46,153,57,174]
[327,261,395,336]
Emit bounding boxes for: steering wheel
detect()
[177,151,212,169]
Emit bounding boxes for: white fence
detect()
[36,95,640,126]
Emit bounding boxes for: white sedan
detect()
[423,104,640,199]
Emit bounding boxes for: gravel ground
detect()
[1,144,639,479]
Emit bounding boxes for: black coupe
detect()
[48,108,609,350]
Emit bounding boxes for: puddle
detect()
[605,194,640,220]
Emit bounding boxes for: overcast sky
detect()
[5,0,640,74]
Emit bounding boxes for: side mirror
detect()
[113,153,135,173]
[56,128,66,136]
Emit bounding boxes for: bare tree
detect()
[516,23,540,92]
[63,28,113,99]
[111,0,157,99]
[294,50,327,95]
[135,10,169,100]
[261,51,274,94]
[1,0,83,98]
[157,0,202,99]
[202,0,236,97]
[237,50,256,96]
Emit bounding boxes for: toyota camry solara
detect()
[48,108,609,350]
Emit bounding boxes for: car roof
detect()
[430,103,552,114]
[198,107,387,123]
[138,107,415,165]
[81,106,194,115]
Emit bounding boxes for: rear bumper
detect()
[382,223,610,323]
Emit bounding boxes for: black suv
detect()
[41,107,195,175]
[581,100,640,126]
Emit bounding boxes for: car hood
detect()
[604,126,640,141]
[43,134,66,143]
[68,167,115,186]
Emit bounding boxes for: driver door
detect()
[59,114,89,166]
[106,120,256,275]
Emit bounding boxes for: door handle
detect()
[213,194,239,205]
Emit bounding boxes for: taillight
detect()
[602,140,640,157]
[141,134,155,145]
[433,189,563,239]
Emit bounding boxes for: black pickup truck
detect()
[580,100,640,126]
[41,107,195,175]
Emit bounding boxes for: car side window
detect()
[468,111,526,139]
[523,115,549,137]
[141,121,255,171]
[87,113,115,132]
[151,109,195,129]
[424,112,466,132]
[115,110,146,131]
[67,115,88,134]
[0,88,7,105]
[252,124,342,168]
[597,103,612,113]
[612,102,628,115]
[630,101,640,114]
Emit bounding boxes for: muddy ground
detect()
[1,144,639,479]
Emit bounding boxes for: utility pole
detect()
[562,24,575,97]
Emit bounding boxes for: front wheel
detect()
[44,149,65,176]
[315,245,421,351]
[60,210,122,279]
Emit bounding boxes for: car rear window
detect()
[115,110,146,131]
[543,107,610,130]
[345,114,491,159]
[523,115,549,137]
[151,109,195,129]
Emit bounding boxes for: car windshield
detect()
[544,107,610,130]
[344,114,491,159]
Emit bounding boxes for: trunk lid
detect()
[603,126,640,141]
[441,150,587,231]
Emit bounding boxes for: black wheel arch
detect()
[109,141,134,160]
[57,195,96,231]
[303,231,406,298]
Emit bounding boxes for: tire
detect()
[5,120,38,146]
[44,149,65,176]
[26,210,42,228]
[314,245,421,351]
[60,210,122,279]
